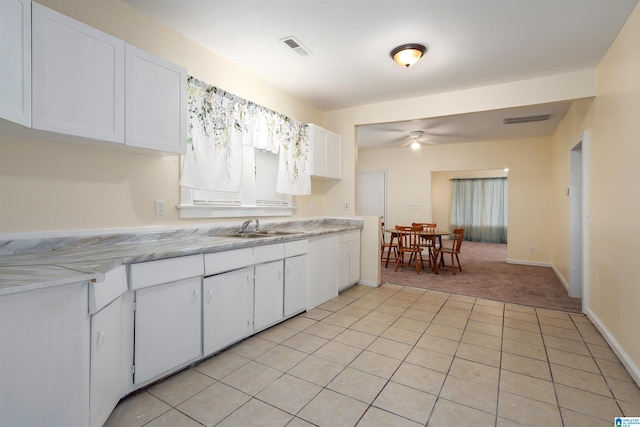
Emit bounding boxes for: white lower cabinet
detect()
[0,282,89,427]
[339,230,361,291]
[254,260,284,331]
[134,276,202,385]
[284,254,307,317]
[90,295,125,427]
[307,234,339,309]
[203,267,253,356]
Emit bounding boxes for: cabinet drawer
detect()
[204,247,254,276]
[89,265,127,314]
[339,230,360,243]
[130,255,204,290]
[254,243,284,264]
[285,239,308,257]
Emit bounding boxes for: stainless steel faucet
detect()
[240,219,259,233]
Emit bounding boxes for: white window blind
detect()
[255,149,288,206]
[193,189,242,206]
[190,147,290,208]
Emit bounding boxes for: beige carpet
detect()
[380,241,583,313]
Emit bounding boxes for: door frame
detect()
[569,131,589,307]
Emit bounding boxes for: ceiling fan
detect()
[391,130,433,154]
[406,130,429,150]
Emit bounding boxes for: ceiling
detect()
[124,0,637,148]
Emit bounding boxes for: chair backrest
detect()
[395,225,422,250]
[451,228,465,252]
[380,221,386,244]
[412,222,436,230]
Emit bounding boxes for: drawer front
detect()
[339,230,360,243]
[89,265,127,314]
[254,243,284,264]
[204,247,254,276]
[284,239,308,257]
[130,254,204,290]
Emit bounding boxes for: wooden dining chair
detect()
[433,228,465,275]
[394,225,424,274]
[412,222,437,267]
[380,221,397,268]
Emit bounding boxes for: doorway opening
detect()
[569,133,588,302]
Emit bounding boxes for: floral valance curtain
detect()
[180,77,310,195]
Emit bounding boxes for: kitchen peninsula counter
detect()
[0,218,363,295]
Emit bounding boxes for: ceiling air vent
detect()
[503,114,552,125]
[280,36,311,56]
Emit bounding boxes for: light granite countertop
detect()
[0,218,363,296]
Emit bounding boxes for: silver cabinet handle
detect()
[96,330,105,347]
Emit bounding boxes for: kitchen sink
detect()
[254,230,304,236]
[212,230,304,239]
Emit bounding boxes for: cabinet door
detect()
[325,130,342,179]
[306,235,339,309]
[338,242,351,291]
[203,268,253,356]
[134,277,202,385]
[90,296,124,427]
[0,0,31,127]
[32,3,125,143]
[125,44,187,154]
[309,124,328,177]
[0,283,88,427]
[254,260,284,331]
[284,255,307,317]
[349,240,361,284]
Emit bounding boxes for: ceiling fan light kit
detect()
[390,43,427,68]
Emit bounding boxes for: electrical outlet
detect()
[344,202,350,210]
[155,200,165,216]
[529,246,535,253]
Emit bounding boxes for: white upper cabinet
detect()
[0,0,31,127]
[32,2,126,143]
[308,123,342,179]
[125,45,187,154]
[30,3,187,154]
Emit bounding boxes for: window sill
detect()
[177,204,293,219]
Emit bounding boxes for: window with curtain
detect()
[178,77,309,218]
[450,177,508,243]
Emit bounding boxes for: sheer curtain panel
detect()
[450,177,507,243]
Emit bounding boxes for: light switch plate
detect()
[155,200,165,216]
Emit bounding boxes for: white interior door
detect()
[358,171,386,222]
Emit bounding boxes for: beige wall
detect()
[3,0,638,382]
[431,169,508,233]
[358,137,553,264]
[0,0,324,234]
[549,99,593,284]
[560,2,640,381]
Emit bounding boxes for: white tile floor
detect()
[105,284,640,426]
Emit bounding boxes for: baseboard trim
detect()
[506,258,551,267]
[584,307,640,387]
[356,280,379,288]
[551,265,570,292]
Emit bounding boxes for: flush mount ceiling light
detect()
[390,43,427,68]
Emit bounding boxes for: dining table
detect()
[384,228,450,269]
